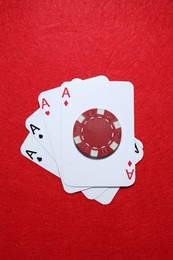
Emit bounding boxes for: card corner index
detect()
[38,91,49,105]
[127,172,136,186]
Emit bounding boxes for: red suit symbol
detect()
[126,161,134,180]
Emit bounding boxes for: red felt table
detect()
[0,1,173,259]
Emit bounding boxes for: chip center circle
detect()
[73,108,122,159]
[82,117,113,148]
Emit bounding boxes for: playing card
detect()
[95,139,144,205]
[60,79,135,187]
[38,76,109,192]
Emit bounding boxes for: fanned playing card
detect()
[38,76,109,191]
[59,78,135,187]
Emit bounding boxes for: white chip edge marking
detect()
[77,115,85,123]
[97,109,105,115]
[74,136,82,144]
[110,141,118,150]
[113,121,121,129]
[90,150,98,157]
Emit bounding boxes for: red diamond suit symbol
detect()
[64,100,68,106]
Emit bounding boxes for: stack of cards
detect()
[21,76,144,205]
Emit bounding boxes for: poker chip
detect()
[73,108,122,159]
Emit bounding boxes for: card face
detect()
[38,76,109,170]
[95,140,144,204]
[60,79,135,187]
[38,76,109,192]
[20,134,59,177]
[38,86,61,169]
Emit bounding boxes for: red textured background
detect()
[0,1,173,259]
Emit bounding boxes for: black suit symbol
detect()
[37,157,42,162]
[39,134,43,139]
[135,143,139,154]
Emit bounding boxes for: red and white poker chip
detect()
[73,108,122,159]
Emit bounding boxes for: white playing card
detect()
[38,76,109,192]
[20,133,59,177]
[60,79,135,187]
[95,140,144,205]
